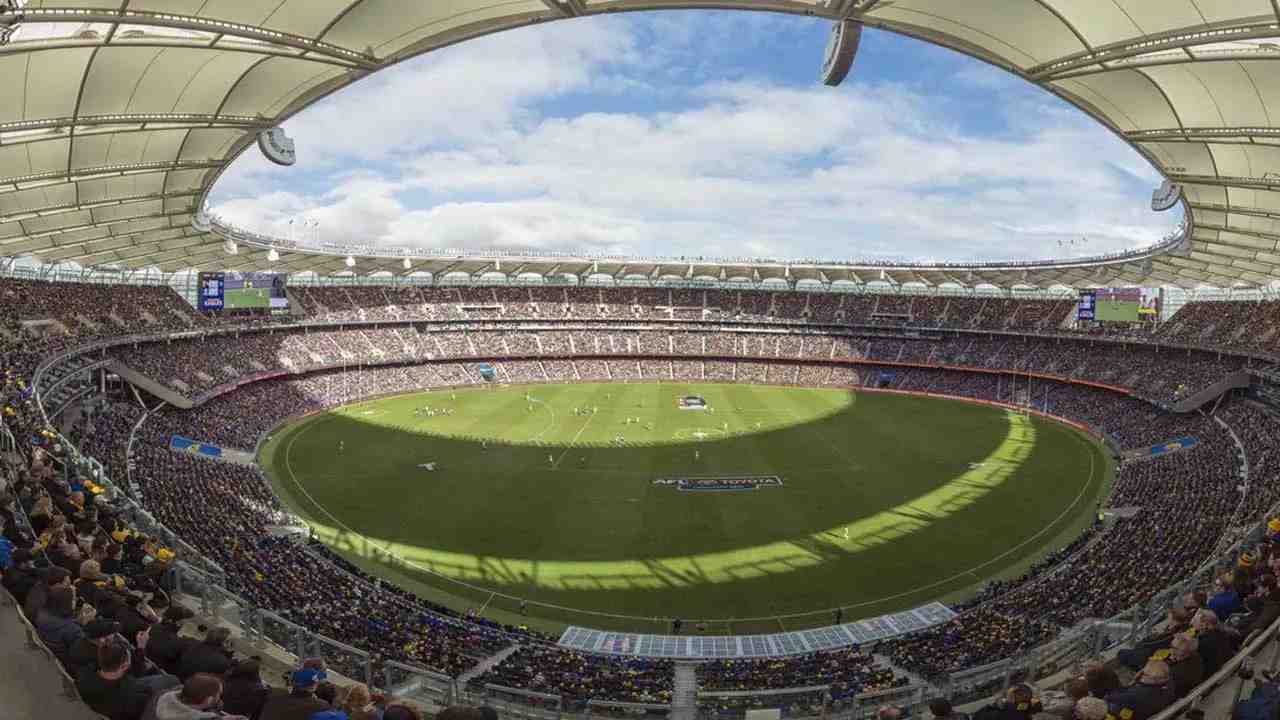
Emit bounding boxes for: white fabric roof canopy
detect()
[1,0,1278,288]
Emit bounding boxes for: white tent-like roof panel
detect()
[2,0,1280,287]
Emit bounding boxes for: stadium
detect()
[4,3,1280,720]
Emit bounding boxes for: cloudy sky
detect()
[209,11,1182,264]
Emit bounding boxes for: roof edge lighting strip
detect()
[1,8,379,69]
[1029,19,1280,79]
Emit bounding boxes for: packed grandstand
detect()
[4,273,1280,720]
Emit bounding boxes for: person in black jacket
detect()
[1163,634,1204,699]
[973,684,1042,720]
[1191,609,1236,675]
[147,605,195,674]
[258,667,331,720]
[177,626,235,680]
[221,659,270,720]
[67,618,123,674]
[1,547,39,605]
[76,634,177,720]
[1104,660,1176,720]
[23,564,71,621]
[36,585,89,663]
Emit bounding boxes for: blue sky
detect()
[210,11,1180,263]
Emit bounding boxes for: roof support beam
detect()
[1,8,379,70]
[1127,127,1280,143]
[1189,203,1280,223]
[1195,223,1280,244]
[0,113,269,137]
[1171,174,1280,191]
[1029,19,1280,81]
[0,160,222,193]
[2,190,201,224]
[540,0,585,16]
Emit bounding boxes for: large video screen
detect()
[224,272,288,309]
[1094,288,1160,322]
[1077,290,1095,322]
[197,272,225,311]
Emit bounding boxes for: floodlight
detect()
[258,127,297,167]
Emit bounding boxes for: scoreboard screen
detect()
[197,272,288,311]
[197,272,225,311]
[1076,290,1095,322]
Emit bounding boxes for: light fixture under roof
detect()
[344,255,355,268]
[402,257,411,270]
[267,248,279,262]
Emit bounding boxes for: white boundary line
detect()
[551,409,597,468]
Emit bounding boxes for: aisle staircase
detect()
[458,643,521,687]
[672,662,699,720]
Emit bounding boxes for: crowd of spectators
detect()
[11,274,1280,715]
[283,285,1082,332]
[698,647,905,700]
[105,326,1249,406]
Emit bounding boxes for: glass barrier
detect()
[463,684,564,717]
[699,686,828,719]
[584,699,673,720]
[382,659,457,707]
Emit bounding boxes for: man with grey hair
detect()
[1191,609,1235,675]
[1074,696,1108,720]
[1164,633,1203,698]
[1104,660,1175,720]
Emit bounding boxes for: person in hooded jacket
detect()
[143,673,249,720]
[222,659,271,720]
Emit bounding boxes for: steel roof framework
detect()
[0,0,1278,289]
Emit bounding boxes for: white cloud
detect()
[211,16,1179,265]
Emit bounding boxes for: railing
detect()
[699,684,829,719]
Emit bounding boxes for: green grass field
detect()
[260,382,1112,635]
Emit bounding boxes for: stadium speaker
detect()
[821,19,862,87]
[1151,180,1183,212]
[223,239,238,255]
[257,127,297,167]
[191,211,213,233]
[402,257,412,270]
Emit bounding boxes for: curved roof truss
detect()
[1,0,1278,289]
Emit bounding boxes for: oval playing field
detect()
[259,383,1112,634]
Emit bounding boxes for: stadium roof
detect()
[1,0,1279,289]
